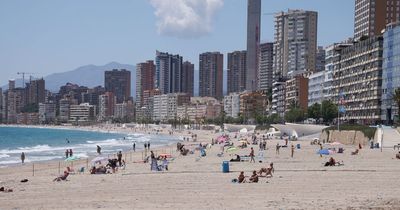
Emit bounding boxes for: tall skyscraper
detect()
[259,42,274,91]
[199,52,224,99]
[246,0,261,91]
[104,69,131,103]
[182,61,194,96]
[273,10,318,79]
[354,0,400,40]
[227,50,247,94]
[27,78,45,105]
[136,60,155,107]
[98,92,116,121]
[155,51,183,94]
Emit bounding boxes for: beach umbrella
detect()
[65,156,80,162]
[91,156,108,164]
[226,147,238,153]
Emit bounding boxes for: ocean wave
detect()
[0,154,10,159]
[0,144,70,154]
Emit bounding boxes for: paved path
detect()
[381,126,400,148]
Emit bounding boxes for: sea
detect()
[0,126,180,166]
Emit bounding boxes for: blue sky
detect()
[0,0,354,85]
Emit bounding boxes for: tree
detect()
[321,100,338,123]
[393,88,400,122]
[285,108,305,123]
[308,103,322,121]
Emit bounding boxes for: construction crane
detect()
[17,72,35,88]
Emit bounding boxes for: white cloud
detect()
[149,0,224,38]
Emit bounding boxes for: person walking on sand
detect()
[319,143,323,158]
[21,152,25,164]
[291,144,295,158]
[250,147,255,163]
[133,142,136,152]
[144,142,147,151]
[148,141,151,150]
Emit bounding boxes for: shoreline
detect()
[0,124,185,168]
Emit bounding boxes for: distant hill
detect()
[2,62,137,96]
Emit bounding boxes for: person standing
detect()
[69,149,73,157]
[291,144,295,158]
[21,152,25,164]
[65,149,69,158]
[148,141,151,150]
[97,145,101,155]
[117,151,123,167]
[250,147,255,163]
[144,142,147,151]
[276,143,280,155]
[133,142,136,152]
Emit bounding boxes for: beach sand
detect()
[1,126,400,210]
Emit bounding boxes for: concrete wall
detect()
[319,130,373,145]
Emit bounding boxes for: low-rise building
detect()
[16,113,39,125]
[153,93,190,122]
[114,101,135,121]
[285,76,309,111]
[98,92,116,121]
[240,91,268,121]
[69,103,96,124]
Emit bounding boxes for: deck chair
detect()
[257,151,265,162]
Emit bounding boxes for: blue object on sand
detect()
[317,149,330,155]
[222,161,229,173]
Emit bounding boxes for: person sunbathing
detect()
[324,157,336,166]
[230,154,241,162]
[258,163,274,177]
[249,170,259,183]
[53,171,69,182]
[351,149,359,155]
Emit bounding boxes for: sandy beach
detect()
[1,125,400,210]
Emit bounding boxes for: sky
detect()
[0,0,355,86]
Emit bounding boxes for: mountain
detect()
[2,62,137,97]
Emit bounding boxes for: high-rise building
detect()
[136,61,155,107]
[8,80,15,90]
[155,51,183,94]
[315,46,326,72]
[308,71,325,106]
[246,0,261,91]
[98,92,116,121]
[273,10,318,79]
[381,23,400,124]
[182,61,194,96]
[105,69,131,103]
[271,81,286,118]
[227,50,247,94]
[354,0,400,41]
[39,102,56,124]
[27,78,45,105]
[223,93,241,118]
[332,36,383,124]
[7,88,26,124]
[259,42,274,91]
[199,52,224,99]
